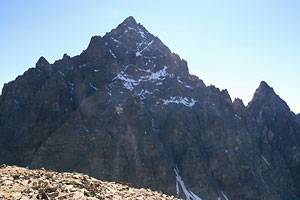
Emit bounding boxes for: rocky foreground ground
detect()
[0,165,181,200]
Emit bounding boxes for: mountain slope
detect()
[246,81,300,198]
[1,17,300,200]
[0,165,180,200]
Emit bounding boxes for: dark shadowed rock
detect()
[248,81,291,117]
[36,56,49,68]
[247,81,300,199]
[296,114,300,125]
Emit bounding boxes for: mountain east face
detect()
[1,16,300,200]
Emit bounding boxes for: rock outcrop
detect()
[296,114,300,126]
[1,16,300,200]
[0,165,180,200]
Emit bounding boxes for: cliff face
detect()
[1,17,300,200]
[246,81,300,199]
[296,114,300,126]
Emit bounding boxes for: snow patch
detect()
[177,76,193,89]
[69,81,74,87]
[112,66,173,90]
[177,77,184,84]
[174,167,202,200]
[127,27,136,31]
[262,155,270,166]
[118,29,129,39]
[113,73,136,90]
[139,68,151,73]
[105,85,111,96]
[162,97,196,107]
[143,66,168,81]
[83,126,89,133]
[140,39,154,52]
[139,29,145,38]
[94,69,100,72]
[137,89,152,100]
[221,192,229,200]
[185,84,193,89]
[89,82,99,91]
[135,39,154,57]
[145,59,151,65]
[58,71,64,76]
[109,49,117,59]
[78,64,87,68]
[111,37,120,43]
[235,114,242,120]
[151,118,158,133]
[69,81,74,98]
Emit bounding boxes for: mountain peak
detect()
[247,80,291,116]
[259,80,269,87]
[122,16,137,26]
[249,81,277,103]
[36,56,49,68]
[233,98,245,107]
[35,56,51,72]
[250,81,277,102]
[115,16,142,33]
[256,80,272,92]
[113,16,147,37]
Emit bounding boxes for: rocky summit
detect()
[0,165,180,200]
[0,16,300,200]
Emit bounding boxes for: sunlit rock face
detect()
[1,17,300,200]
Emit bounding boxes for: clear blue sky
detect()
[1,0,300,113]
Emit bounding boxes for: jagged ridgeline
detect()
[1,16,300,200]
